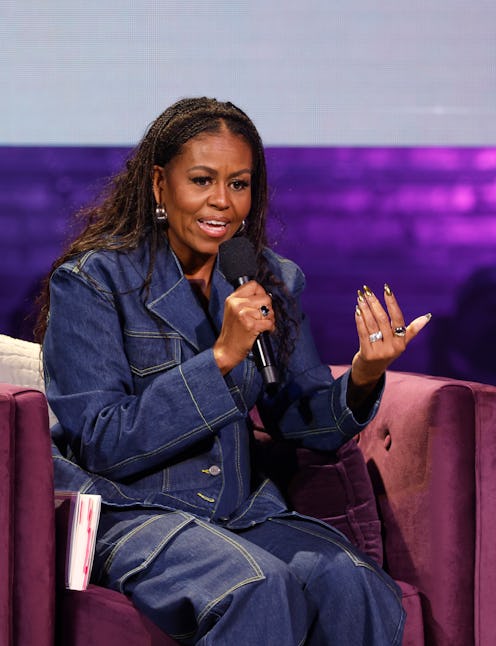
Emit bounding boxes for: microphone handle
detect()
[235,276,279,391]
[253,334,279,388]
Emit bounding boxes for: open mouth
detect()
[197,219,230,237]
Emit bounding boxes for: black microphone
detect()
[218,237,279,391]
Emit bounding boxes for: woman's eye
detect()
[192,176,211,186]
[231,179,250,191]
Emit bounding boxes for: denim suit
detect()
[43,239,405,645]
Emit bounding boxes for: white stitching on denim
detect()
[210,437,225,517]
[129,360,179,377]
[149,492,207,512]
[71,250,98,273]
[178,364,215,432]
[71,465,209,512]
[98,407,239,476]
[103,514,165,576]
[193,519,265,624]
[233,422,245,509]
[268,517,403,603]
[115,513,194,591]
[230,479,276,523]
[147,276,184,306]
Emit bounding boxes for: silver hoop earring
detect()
[237,219,246,234]
[155,204,168,222]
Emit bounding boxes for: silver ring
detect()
[260,305,270,317]
[393,326,407,337]
[369,330,383,343]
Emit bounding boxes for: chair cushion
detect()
[288,440,384,566]
[0,334,43,389]
[254,433,384,566]
[57,585,178,646]
[398,581,425,646]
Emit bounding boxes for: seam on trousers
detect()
[102,512,192,580]
[270,517,405,645]
[116,514,194,592]
[391,605,406,646]
[194,519,266,625]
[268,517,403,603]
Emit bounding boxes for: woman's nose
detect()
[208,183,229,209]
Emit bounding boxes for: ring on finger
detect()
[260,305,270,318]
[369,330,383,343]
[393,326,407,337]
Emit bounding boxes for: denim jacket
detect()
[43,239,382,530]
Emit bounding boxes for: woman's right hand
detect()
[213,281,275,375]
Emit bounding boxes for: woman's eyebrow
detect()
[188,165,252,177]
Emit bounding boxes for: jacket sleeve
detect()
[44,267,246,480]
[257,253,384,451]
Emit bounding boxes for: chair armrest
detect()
[356,369,496,646]
[0,384,55,646]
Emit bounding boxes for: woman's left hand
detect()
[351,283,431,388]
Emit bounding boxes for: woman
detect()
[38,97,430,644]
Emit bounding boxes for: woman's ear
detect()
[152,165,165,204]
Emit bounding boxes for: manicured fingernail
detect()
[425,313,432,321]
[357,289,365,303]
[355,305,362,316]
[384,283,392,296]
[363,285,374,297]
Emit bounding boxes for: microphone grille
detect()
[218,237,257,282]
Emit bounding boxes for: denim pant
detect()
[93,509,405,645]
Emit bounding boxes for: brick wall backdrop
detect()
[1,146,495,385]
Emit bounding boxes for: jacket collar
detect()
[142,240,233,351]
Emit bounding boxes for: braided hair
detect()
[35,97,298,370]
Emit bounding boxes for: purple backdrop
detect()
[1,146,496,385]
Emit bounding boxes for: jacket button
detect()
[207,465,221,476]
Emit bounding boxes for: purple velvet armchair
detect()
[1,348,496,644]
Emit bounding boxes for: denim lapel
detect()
[144,245,234,353]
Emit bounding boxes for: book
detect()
[54,490,101,591]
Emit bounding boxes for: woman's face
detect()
[153,127,253,274]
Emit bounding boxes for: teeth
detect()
[201,220,226,227]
